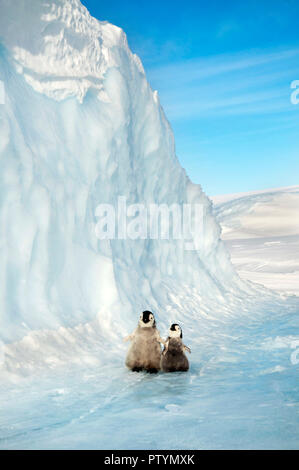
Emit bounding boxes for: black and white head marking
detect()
[169,323,182,338]
[139,310,156,328]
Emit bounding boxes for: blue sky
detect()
[82,0,299,195]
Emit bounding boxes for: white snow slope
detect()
[212,186,299,295]
[0,0,298,450]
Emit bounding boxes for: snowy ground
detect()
[0,293,298,450]
[212,186,299,296]
[1,274,299,450]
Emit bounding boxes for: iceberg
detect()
[0,0,246,349]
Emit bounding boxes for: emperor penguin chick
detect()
[124,311,165,373]
[161,324,191,372]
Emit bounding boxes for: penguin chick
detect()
[161,324,191,372]
[124,311,165,373]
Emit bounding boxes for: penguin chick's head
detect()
[169,323,182,338]
[139,310,156,328]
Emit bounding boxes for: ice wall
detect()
[0,0,248,351]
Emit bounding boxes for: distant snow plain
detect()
[212,185,299,296]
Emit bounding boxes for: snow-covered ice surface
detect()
[1,294,299,450]
[0,0,298,449]
[212,187,299,295]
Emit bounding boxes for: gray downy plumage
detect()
[161,337,189,372]
[125,312,163,372]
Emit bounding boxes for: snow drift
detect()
[212,186,299,295]
[212,185,299,240]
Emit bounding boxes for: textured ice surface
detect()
[0,0,298,449]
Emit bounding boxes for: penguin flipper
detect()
[162,339,169,356]
[123,328,137,342]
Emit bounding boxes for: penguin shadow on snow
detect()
[124,311,191,375]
